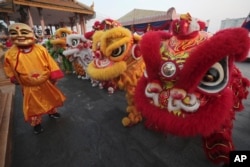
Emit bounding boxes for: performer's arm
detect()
[43,47,64,81]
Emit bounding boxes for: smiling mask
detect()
[8,23,36,47]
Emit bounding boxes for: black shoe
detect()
[49,113,61,119]
[33,124,44,135]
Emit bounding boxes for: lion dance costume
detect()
[50,27,73,74]
[3,23,66,134]
[63,33,93,80]
[134,13,250,165]
[87,19,145,126]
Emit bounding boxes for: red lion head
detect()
[135,16,250,165]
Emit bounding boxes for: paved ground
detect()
[10,62,250,167]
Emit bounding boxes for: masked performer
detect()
[87,19,145,126]
[50,28,73,74]
[134,12,250,165]
[63,33,93,80]
[3,23,66,134]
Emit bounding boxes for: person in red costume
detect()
[3,23,66,134]
[135,12,250,166]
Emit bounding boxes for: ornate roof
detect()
[117,8,177,26]
[0,0,13,13]
[0,0,95,25]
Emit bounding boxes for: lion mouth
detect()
[93,50,113,68]
[145,85,205,118]
[168,94,200,112]
[94,57,113,68]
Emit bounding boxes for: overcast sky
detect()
[79,0,250,33]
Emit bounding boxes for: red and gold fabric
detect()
[134,14,250,165]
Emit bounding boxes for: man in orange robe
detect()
[3,23,66,134]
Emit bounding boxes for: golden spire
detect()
[90,2,94,10]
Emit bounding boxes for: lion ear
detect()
[131,44,142,60]
[133,34,142,43]
[131,34,142,60]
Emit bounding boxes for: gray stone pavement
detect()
[10,62,250,167]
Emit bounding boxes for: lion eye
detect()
[71,39,79,47]
[111,45,126,57]
[201,63,224,86]
[61,32,67,38]
[202,68,220,83]
[198,59,228,94]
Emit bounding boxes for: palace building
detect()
[0,0,96,35]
